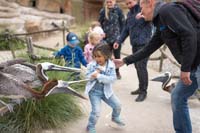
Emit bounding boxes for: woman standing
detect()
[99,0,125,79]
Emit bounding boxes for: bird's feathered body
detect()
[0,71,33,98]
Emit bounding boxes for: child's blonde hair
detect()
[88,32,101,45]
[90,21,101,30]
[104,0,116,20]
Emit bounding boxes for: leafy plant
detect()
[0,31,26,50]
[0,94,82,133]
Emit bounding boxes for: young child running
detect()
[84,32,101,63]
[85,42,125,133]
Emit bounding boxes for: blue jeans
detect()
[171,65,200,133]
[87,82,121,129]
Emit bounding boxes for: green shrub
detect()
[0,32,26,50]
[0,94,82,133]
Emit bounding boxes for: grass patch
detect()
[0,94,82,133]
[0,31,26,51]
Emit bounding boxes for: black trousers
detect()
[132,45,149,94]
[109,42,121,73]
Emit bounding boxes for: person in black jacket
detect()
[99,0,125,79]
[113,0,152,102]
[114,0,200,132]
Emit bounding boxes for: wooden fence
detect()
[0,22,69,61]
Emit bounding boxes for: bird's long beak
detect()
[46,63,81,73]
[61,86,87,100]
[67,79,90,85]
[151,76,167,82]
[151,72,171,83]
[45,80,87,100]
[151,72,172,89]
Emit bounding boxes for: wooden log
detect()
[14,28,68,36]
[159,45,167,72]
[26,37,34,55]
[32,44,56,51]
[62,21,66,46]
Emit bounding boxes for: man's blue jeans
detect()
[87,83,121,129]
[171,65,200,133]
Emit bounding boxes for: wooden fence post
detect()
[158,45,167,72]
[26,37,34,55]
[5,30,16,59]
[26,37,35,63]
[62,21,66,46]
[9,42,16,59]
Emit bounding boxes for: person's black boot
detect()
[130,89,140,95]
[135,93,147,102]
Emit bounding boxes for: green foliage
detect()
[0,32,26,50]
[0,94,82,133]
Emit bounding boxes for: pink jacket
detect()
[84,43,94,63]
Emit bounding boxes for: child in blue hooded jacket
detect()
[54,32,87,68]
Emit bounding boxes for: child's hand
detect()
[91,70,99,79]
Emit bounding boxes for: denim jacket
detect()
[85,59,117,99]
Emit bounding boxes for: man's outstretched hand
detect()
[113,59,125,68]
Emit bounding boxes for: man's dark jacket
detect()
[117,4,152,46]
[123,2,200,72]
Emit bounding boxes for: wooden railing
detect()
[0,22,69,60]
